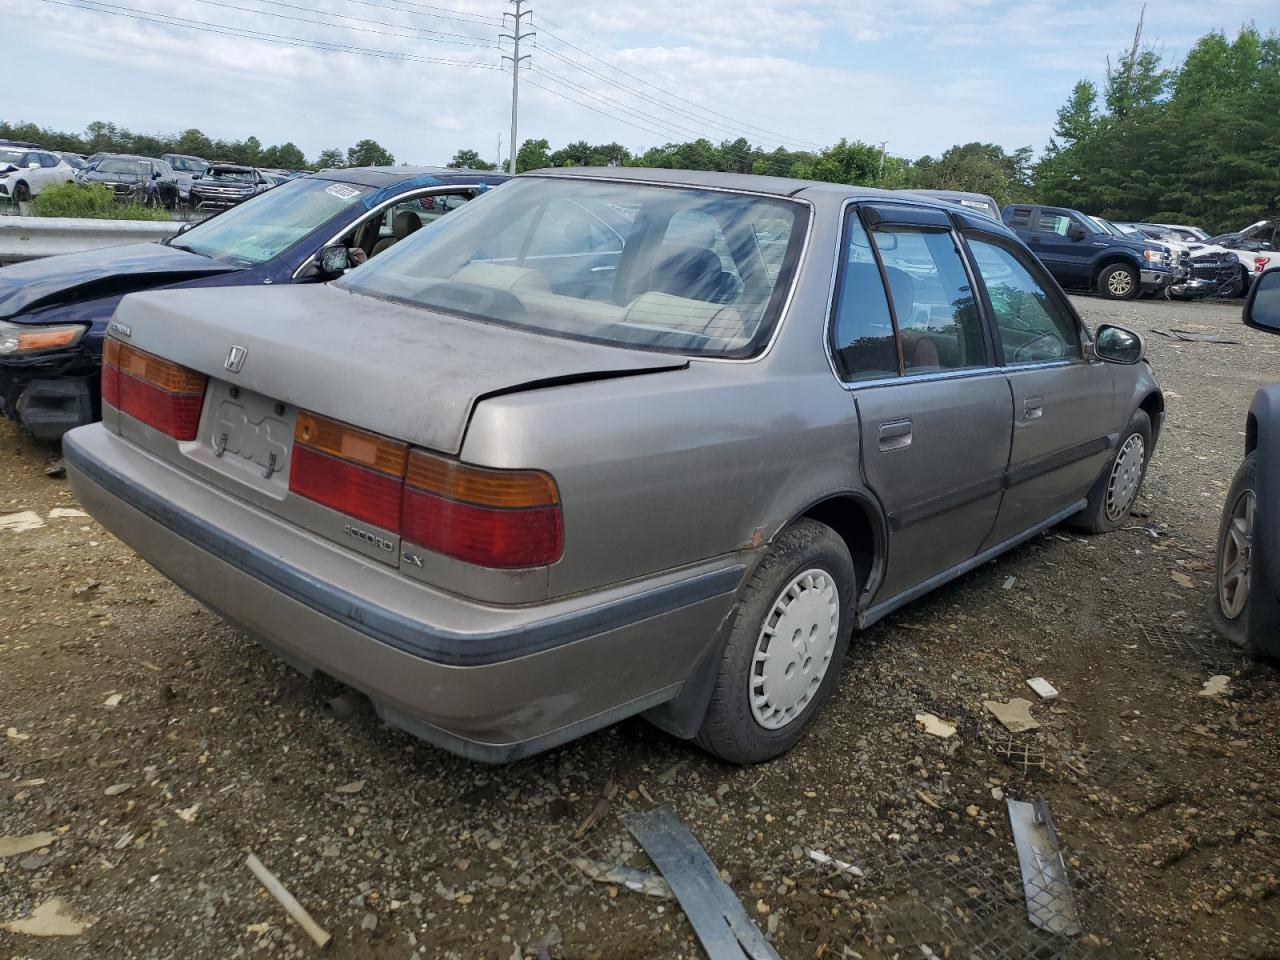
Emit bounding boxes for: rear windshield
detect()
[169,156,207,172]
[336,177,808,359]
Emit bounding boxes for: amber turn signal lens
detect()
[294,411,408,477]
[117,344,207,395]
[405,450,559,508]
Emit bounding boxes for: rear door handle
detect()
[1024,396,1044,420]
[878,418,912,451]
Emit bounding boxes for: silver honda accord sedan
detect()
[63,168,1163,764]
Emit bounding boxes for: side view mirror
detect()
[318,244,351,276]
[1093,323,1143,364]
[1244,267,1280,334]
[27,161,40,170]
[153,171,162,179]
[1067,225,1087,242]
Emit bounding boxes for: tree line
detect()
[6,24,1275,232]
[0,119,396,171]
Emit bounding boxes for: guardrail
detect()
[0,216,178,265]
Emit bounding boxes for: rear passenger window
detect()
[967,238,1082,364]
[1007,207,1032,228]
[870,225,989,373]
[829,214,899,381]
[1034,212,1072,236]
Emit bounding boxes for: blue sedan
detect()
[0,166,508,438]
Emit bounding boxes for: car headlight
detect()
[0,320,88,357]
[1142,249,1165,264]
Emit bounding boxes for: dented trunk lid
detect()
[109,283,688,455]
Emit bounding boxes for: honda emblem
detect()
[224,345,247,373]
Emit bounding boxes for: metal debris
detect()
[571,856,673,898]
[1150,327,1239,344]
[807,849,863,878]
[623,806,781,960]
[574,778,618,840]
[1007,796,1082,936]
[245,852,332,949]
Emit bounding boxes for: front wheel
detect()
[13,182,31,202]
[695,519,854,764]
[1209,454,1256,649]
[1074,410,1152,533]
[1099,263,1139,300]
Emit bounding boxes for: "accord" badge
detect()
[225,345,248,373]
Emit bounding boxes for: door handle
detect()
[878,418,912,451]
[1024,396,1044,420]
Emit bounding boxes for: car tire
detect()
[694,519,854,765]
[1074,410,1152,533]
[14,181,31,202]
[1208,454,1256,649]
[1099,262,1139,300]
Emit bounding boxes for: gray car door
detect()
[962,231,1118,548]
[830,204,1013,601]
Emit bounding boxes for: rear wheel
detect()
[1099,263,1139,300]
[695,519,854,764]
[1209,454,1256,649]
[1074,410,1151,533]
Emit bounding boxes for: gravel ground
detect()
[1,294,1278,960]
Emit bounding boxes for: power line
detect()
[176,0,499,48]
[532,43,817,152]
[35,0,501,69]
[534,14,824,150]
[531,66,726,145]
[366,0,501,25]
[520,75,677,142]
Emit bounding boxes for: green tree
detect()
[315,148,345,169]
[259,142,306,169]
[447,148,495,170]
[1052,80,1100,147]
[515,138,550,172]
[347,139,394,167]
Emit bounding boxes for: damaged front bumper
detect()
[1139,269,1172,294]
[0,350,99,439]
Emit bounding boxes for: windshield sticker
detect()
[325,184,362,201]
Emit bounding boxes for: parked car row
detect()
[0,146,77,202]
[1002,203,1274,301]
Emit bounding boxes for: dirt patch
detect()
[1,295,1278,959]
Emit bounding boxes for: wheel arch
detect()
[1091,254,1140,286]
[643,491,888,742]
[1138,389,1165,445]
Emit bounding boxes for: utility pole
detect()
[500,0,534,175]
[877,141,888,179]
[496,134,502,171]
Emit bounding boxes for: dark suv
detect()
[1003,204,1174,300]
[188,164,272,210]
[77,155,182,209]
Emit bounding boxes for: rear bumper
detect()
[63,424,742,761]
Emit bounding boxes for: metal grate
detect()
[1140,624,1247,675]
[981,730,1051,776]
[857,840,1126,960]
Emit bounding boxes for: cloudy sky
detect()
[3,0,1262,165]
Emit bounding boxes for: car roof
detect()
[310,165,507,188]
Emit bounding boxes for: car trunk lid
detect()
[109,283,688,456]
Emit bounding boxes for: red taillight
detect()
[401,450,562,569]
[289,412,408,531]
[1255,257,1268,274]
[286,411,564,568]
[103,339,206,440]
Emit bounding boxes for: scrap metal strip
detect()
[622,806,780,960]
[1007,796,1082,937]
